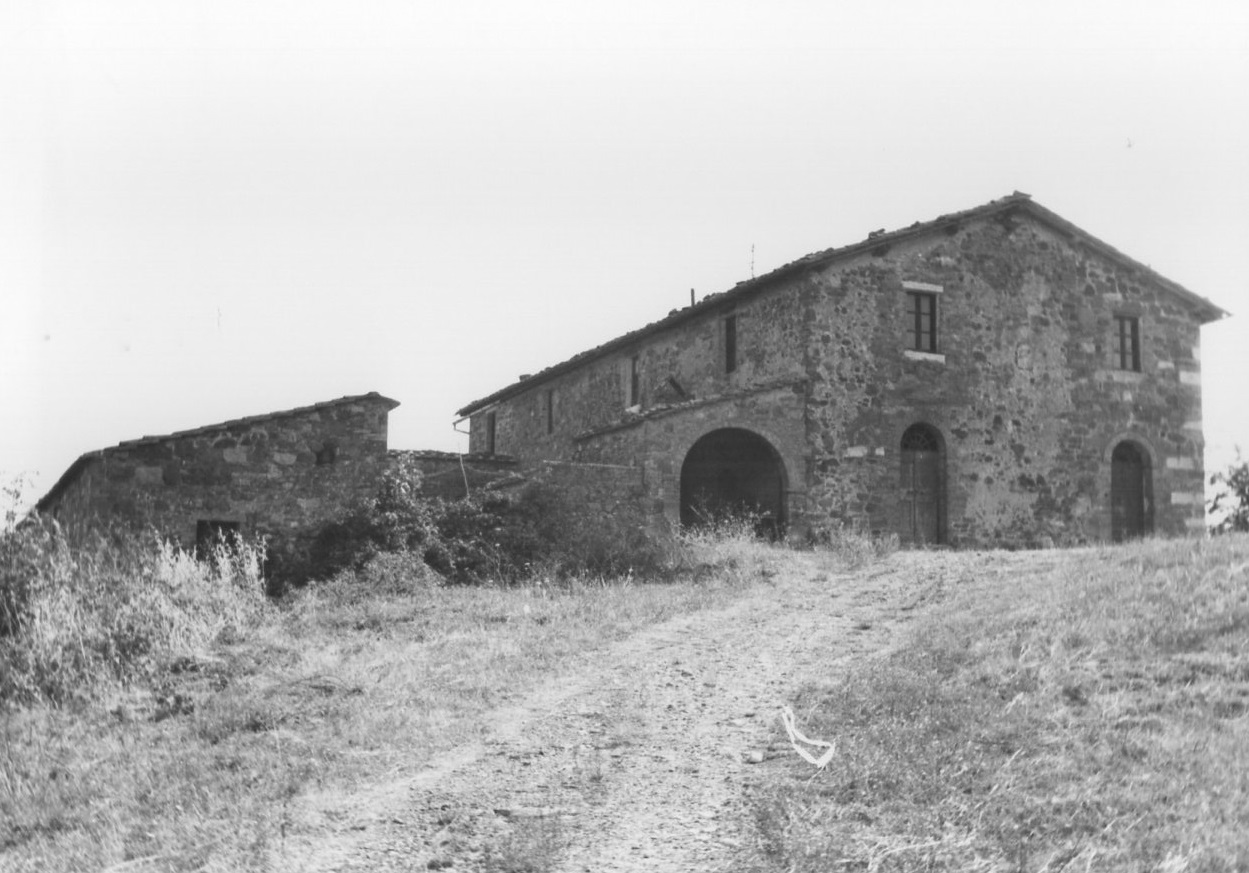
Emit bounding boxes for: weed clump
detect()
[306,457,667,586]
[0,517,267,706]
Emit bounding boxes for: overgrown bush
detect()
[0,517,267,705]
[306,458,662,586]
[1209,452,1249,534]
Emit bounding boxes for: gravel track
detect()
[275,553,929,872]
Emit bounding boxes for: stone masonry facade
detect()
[457,193,1226,548]
[36,394,401,560]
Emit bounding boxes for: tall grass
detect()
[745,535,1249,872]
[0,514,784,871]
[1,518,267,705]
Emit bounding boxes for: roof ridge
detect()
[460,191,1223,416]
[115,392,399,448]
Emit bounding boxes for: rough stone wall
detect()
[43,397,396,554]
[467,212,1210,547]
[573,384,808,531]
[469,283,808,463]
[525,460,651,538]
[801,216,1205,546]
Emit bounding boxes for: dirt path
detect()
[275,552,938,872]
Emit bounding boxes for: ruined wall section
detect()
[803,216,1207,546]
[389,450,520,501]
[45,398,395,552]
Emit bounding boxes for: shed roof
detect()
[457,192,1227,416]
[36,392,399,514]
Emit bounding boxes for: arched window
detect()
[899,424,944,545]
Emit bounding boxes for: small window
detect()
[725,314,738,373]
[196,520,240,559]
[1115,315,1141,371]
[485,411,497,454]
[906,291,938,352]
[629,355,640,407]
[315,443,338,466]
[545,389,555,434]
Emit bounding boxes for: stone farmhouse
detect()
[456,193,1226,547]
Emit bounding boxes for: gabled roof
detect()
[36,392,399,513]
[457,192,1227,416]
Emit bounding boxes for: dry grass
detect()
[0,528,784,872]
[744,534,1249,872]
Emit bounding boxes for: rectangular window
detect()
[725,314,738,373]
[629,355,640,407]
[545,389,554,434]
[485,411,497,454]
[1115,315,1141,371]
[907,291,938,352]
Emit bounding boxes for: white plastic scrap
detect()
[781,706,836,768]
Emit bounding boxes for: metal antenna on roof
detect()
[690,288,695,307]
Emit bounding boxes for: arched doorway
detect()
[680,428,785,536]
[1111,441,1152,542]
[899,424,944,545]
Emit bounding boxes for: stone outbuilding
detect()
[36,393,402,559]
[456,193,1227,547]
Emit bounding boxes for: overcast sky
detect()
[3,0,1248,512]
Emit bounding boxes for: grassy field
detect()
[3,529,1247,871]
[0,531,782,872]
[744,534,1249,872]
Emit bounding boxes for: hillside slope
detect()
[275,538,1249,872]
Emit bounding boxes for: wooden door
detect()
[899,425,943,545]
[1111,443,1147,542]
[901,447,941,544]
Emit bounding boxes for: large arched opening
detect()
[899,423,946,545]
[1110,440,1153,542]
[679,428,786,537]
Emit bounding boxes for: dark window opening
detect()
[196,520,241,559]
[485,411,497,454]
[315,443,338,466]
[725,314,738,373]
[906,291,938,352]
[546,389,555,434]
[1115,315,1141,371]
[629,355,640,407]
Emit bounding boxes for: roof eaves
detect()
[114,392,400,449]
[34,451,103,514]
[1013,199,1228,324]
[455,194,1031,416]
[456,191,1226,414]
[34,393,401,513]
